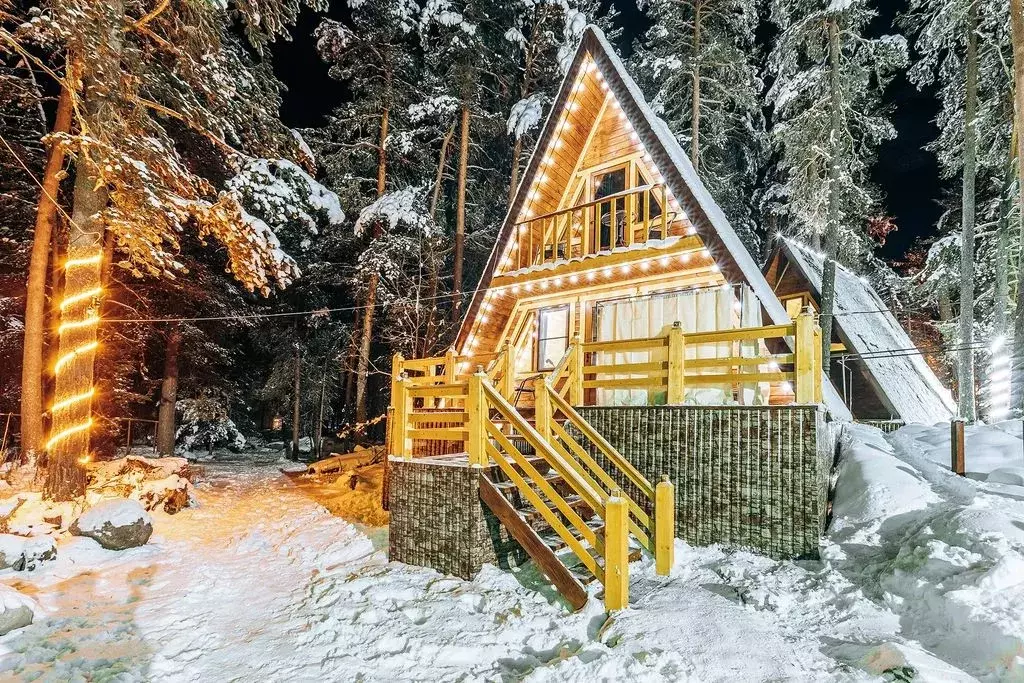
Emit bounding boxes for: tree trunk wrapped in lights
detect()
[47,177,106,499]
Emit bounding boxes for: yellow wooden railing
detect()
[389,362,674,610]
[512,184,680,269]
[571,309,822,405]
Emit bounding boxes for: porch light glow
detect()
[681,252,690,263]
[602,267,612,278]
[569,275,578,284]
[780,381,793,393]
[660,256,670,267]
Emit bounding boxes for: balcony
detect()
[509,184,687,271]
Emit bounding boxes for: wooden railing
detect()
[389,364,675,609]
[511,184,680,269]
[571,309,822,405]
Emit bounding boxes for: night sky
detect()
[270,0,943,265]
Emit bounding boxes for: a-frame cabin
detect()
[452,25,849,418]
[386,26,853,612]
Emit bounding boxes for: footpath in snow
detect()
[0,422,1022,681]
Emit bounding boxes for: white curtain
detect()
[595,285,766,406]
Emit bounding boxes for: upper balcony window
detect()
[510,152,683,272]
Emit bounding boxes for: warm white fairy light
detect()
[660,256,671,267]
[681,252,691,263]
[569,274,578,284]
[587,271,596,281]
[711,264,721,273]
[988,336,1012,419]
[602,267,612,278]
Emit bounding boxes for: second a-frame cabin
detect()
[385,26,917,612]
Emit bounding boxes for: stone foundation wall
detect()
[387,458,524,578]
[574,405,834,559]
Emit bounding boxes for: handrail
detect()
[514,183,660,226]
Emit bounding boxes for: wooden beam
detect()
[492,235,706,289]
[478,476,589,610]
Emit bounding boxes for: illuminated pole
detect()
[988,336,1011,422]
[48,248,102,467]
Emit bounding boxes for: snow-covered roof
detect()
[778,239,955,425]
[457,25,851,420]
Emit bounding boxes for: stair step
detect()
[492,470,564,491]
[537,517,605,551]
[519,494,593,527]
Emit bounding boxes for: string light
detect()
[64,254,102,269]
[46,417,93,451]
[58,314,100,334]
[50,248,104,462]
[54,341,99,374]
[59,287,102,310]
[51,388,95,414]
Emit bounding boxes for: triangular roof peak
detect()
[456,25,851,420]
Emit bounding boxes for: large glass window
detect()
[593,166,627,251]
[537,306,570,370]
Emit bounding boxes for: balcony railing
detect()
[511,184,681,270]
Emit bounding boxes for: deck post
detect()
[667,322,685,405]
[950,419,966,476]
[499,340,513,400]
[655,475,675,576]
[795,309,815,403]
[569,336,583,406]
[390,353,410,460]
[812,325,823,403]
[444,346,457,383]
[466,370,488,467]
[535,377,552,441]
[604,489,629,611]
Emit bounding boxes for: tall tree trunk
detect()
[155,324,180,456]
[20,85,72,460]
[430,123,456,220]
[508,136,523,208]
[690,0,704,169]
[291,340,301,461]
[355,272,378,425]
[315,350,330,459]
[424,123,455,353]
[452,104,470,321]
[46,5,123,500]
[938,286,953,322]
[342,318,359,410]
[1008,0,1024,413]
[354,107,391,424]
[958,0,979,421]
[819,18,842,380]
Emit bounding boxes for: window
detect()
[593,166,627,251]
[537,306,570,370]
[635,167,663,237]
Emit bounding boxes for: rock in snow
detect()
[0,584,37,636]
[71,499,153,550]
[0,534,56,571]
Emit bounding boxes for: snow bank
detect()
[73,499,151,533]
[892,420,1024,479]
[826,423,1024,680]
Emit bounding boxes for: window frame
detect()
[536,305,571,371]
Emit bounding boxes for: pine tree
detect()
[767,0,907,376]
[6,0,326,497]
[314,0,420,423]
[904,0,1013,420]
[633,0,765,244]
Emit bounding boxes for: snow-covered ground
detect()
[0,424,1022,681]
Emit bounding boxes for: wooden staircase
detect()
[478,453,644,609]
[390,341,676,610]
